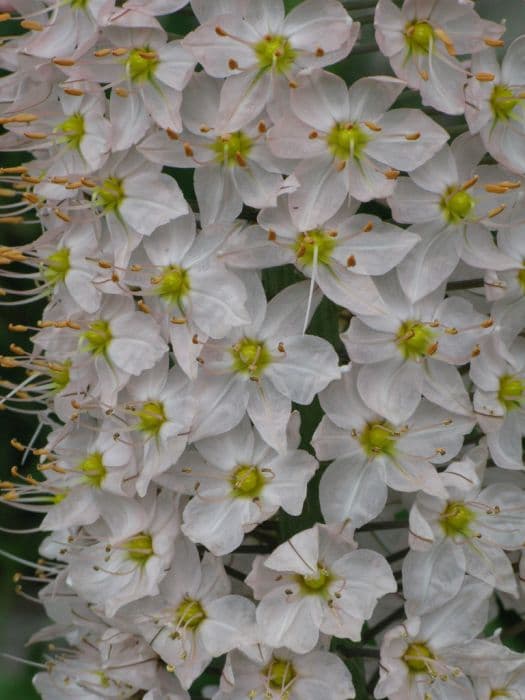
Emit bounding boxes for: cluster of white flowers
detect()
[0,0,524,698]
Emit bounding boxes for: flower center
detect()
[175,597,206,630]
[440,187,475,224]
[126,47,159,83]
[326,122,369,161]
[136,400,167,436]
[396,320,436,360]
[81,319,112,356]
[230,464,266,498]
[490,84,520,122]
[490,691,512,699]
[50,361,71,392]
[68,0,88,8]
[440,501,476,537]
[254,34,297,73]
[297,564,333,597]
[78,452,106,488]
[211,131,253,167]
[56,112,85,150]
[403,642,434,673]
[405,20,435,53]
[44,248,70,285]
[264,658,297,690]
[231,337,272,378]
[123,533,154,565]
[155,265,190,307]
[92,177,125,213]
[359,422,397,458]
[498,374,524,411]
[294,229,336,267]
[517,266,525,294]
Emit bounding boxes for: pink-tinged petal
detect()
[346,155,396,202]
[374,0,405,57]
[247,379,291,454]
[406,144,457,193]
[191,373,249,442]
[342,318,397,363]
[388,179,443,223]
[284,0,352,52]
[231,161,283,209]
[201,596,256,655]
[262,280,320,339]
[257,589,323,653]
[347,76,405,122]
[422,361,472,416]
[141,83,183,132]
[156,41,195,90]
[312,416,361,461]
[357,357,423,424]
[265,527,319,574]
[317,264,386,316]
[195,166,242,225]
[218,72,272,131]
[502,35,525,86]
[289,154,348,229]
[268,113,327,158]
[110,89,150,152]
[290,70,350,131]
[182,497,255,555]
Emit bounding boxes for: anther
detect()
[112,47,128,56]
[278,342,285,353]
[215,26,228,36]
[385,168,400,179]
[63,88,84,96]
[405,132,421,141]
[309,130,319,139]
[487,204,506,218]
[183,143,194,157]
[166,129,179,140]
[21,19,44,31]
[364,121,382,132]
[137,299,150,313]
[335,160,346,172]
[23,132,47,140]
[315,47,324,57]
[258,121,267,133]
[114,87,129,97]
[471,345,480,357]
[170,317,187,324]
[94,48,112,57]
[0,12,11,21]
[461,175,478,190]
[54,208,71,222]
[475,72,495,82]
[268,229,277,241]
[7,324,28,332]
[427,342,439,355]
[235,152,247,167]
[228,58,238,70]
[346,255,356,267]
[480,318,493,328]
[485,184,508,194]
[484,38,504,47]
[419,69,429,81]
[53,58,76,66]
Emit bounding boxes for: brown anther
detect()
[385,168,400,180]
[364,121,382,132]
[445,327,458,335]
[65,181,83,190]
[9,344,25,355]
[23,131,47,140]
[139,51,157,60]
[183,143,194,158]
[8,324,28,332]
[288,79,298,89]
[0,356,18,367]
[2,491,18,501]
[480,318,493,328]
[137,299,151,314]
[114,87,129,97]
[63,87,84,96]
[215,26,228,36]
[170,317,187,324]
[471,345,480,357]
[405,132,421,141]
[487,204,506,218]
[10,439,25,452]
[427,342,439,355]
[235,152,247,167]
[130,264,142,272]
[499,180,521,189]
[484,38,504,47]
[434,28,456,55]
[53,57,76,66]
[166,128,179,140]
[362,221,374,232]
[475,71,495,82]
[0,166,28,174]
[228,58,239,70]
[0,216,23,224]
[315,47,325,57]
[199,124,212,133]
[0,188,16,198]
[308,130,319,139]
[192,334,199,344]
[21,175,41,184]
[419,69,429,81]
[81,177,97,188]
[70,399,81,410]
[21,19,44,31]
[0,12,11,21]
[267,229,277,241]
[461,175,478,190]
[150,275,161,284]
[22,192,39,204]
[98,260,113,269]
[485,184,508,194]
[346,255,356,267]
[258,121,267,133]
[435,447,446,455]
[112,47,128,56]
[54,208,71,222]
[111,272,120,283]
[51,176,68,184]
[277,342,286,353]
[335,160,346,172]
[94,48,112,57]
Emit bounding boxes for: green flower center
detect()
[517,267,525,294]
[265,658,297,690]
[155,265,190,307]
[49,361,71,393]
[498,374,524,411]
[136,400,167,436]
[231,337,272,378]
[68,0,88,8]
[254,34,297,73]
[126,47,159,83]
[405,20,435,53]
[211,131,253,167]
[78,452,106,488]
[440,187,475,225]
[44,248,70,286]
[403,642,434,673]
[92,177,125,213]
[175,597,206,630]
[490,84,520,122]
[123,533,154,565]
[490,690,512,699]
[81,319,112,356]
[56,112,85,150]
[230,464,266,498]
[396,320,436,360]
[53,491,68,504]
[440,501,476,537]
[294,229,336,267]
[297,564,333,597]
[326,122,369,161]
[360,422,397,458]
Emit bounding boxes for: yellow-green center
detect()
[396,320,436,360]
[405,21,435,53]
[92,177,125,213]
[254,34,297,73]
[327,122,370,161]
[78,451,106,488]
[440,501,476,537]
[68,0,88,8]
[490,84,520,122]
[264,658,297,690]
[155,265,190,307]
[294,229,336,267]
[56,112,85,150]
[211,131,253,167]
[360,422,397,458]
[403,642,434,673]
[126,47,159,83]
[297,564,333,597]
[230,464,266,498]
[44,248,70,286]
[441,187,475,225]
[517,266,525,294]
[49,361,71,393]
[231,337,272,378]
[136,400,167,436]
[123,533,154,565]
[175,597,206,630]
[81,319,112,356]
[498,374,524,411]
